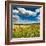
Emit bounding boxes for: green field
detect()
[12,23,40,38]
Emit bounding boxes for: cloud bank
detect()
[13,7,40,16]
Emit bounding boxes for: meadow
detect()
[12,23,40,38]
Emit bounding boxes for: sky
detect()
[11,5,41,24]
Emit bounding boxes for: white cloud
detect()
[26,10,36,16]
[17,8,26,12]
[12,15,20,23]
[17,7,40,16]
[13,7,40,16]
[13,9,19,13]
[13,15,19,19]
[17,7,36,16]
[17,8,26,14]
[35,9,40,13]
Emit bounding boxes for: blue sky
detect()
[12,5,41,24]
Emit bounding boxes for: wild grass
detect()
[12,24,40,38]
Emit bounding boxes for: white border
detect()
[9,3,43,42]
